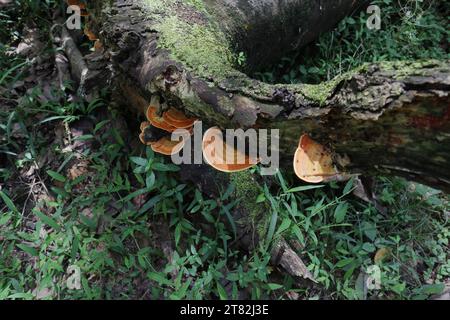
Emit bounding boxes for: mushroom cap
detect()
[202,127,258,173]
[293,134,337,183]
[146,106,178,132]
[145,106,159,121]
[163,108,197,129]
[151,136,185,156]
[141,107,193,154]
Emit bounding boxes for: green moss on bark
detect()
[141,0,236,80]
[156,16,235,79]
[296,59,447,105]
[379,59,449,78]
[295,68,362,105]
[230,171,270,239]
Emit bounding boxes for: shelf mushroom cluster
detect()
[138,106,337,180]
[139,106,197,156]
[138,107,259,173]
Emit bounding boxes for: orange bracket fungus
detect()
[151,137,185,156]
[139,126,158,147]
[140,106,197,156]
[163,108,197,129]
[293,134,338,183]
[202,127,258,173]
[146,106,178,133]
[139,120,167,145]
[139,132,151,146]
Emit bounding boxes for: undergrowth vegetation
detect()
[256,0,449,84]
[0,0,449,300]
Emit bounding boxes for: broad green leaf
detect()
[121,188,151,203]
[174,223,182,247]
[343,178,355,195]
[152,162,180,172]
[268,283,283,290]
[0,214,11,225]
[336,258,354,268]
[217,283,228,300]
[146,172,156,189]
[256,193,266,203]
[0,191,18,212]
[292,224,305,245]
[147,272,172,286]
[16,243,38,256]
[276,218,291,235]
[362,242,376,253]
[130,157,148,167]
[334,202,349,223]
[265,211,278,245]
[391,282,406,295]
[34,209,61,231]
[361,222,377,241]
[287,185,324,193]
[420,283,445,295]
[139,195,162,214]
[222,205,237,239]
[46,170,66,183]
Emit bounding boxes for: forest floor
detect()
[0,0,449,300]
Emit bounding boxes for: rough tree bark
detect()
[68,0,450,280]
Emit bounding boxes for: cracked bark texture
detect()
[86,0,450,194]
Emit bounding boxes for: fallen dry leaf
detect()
[68,160,89,180]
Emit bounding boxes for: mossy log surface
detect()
[87,0,450,193]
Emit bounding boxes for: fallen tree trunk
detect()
[192,0,369,71]
[86,0,450,192]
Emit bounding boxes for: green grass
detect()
[256,0,449,84]
[1,88,448,299]
[1,0,449,300]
